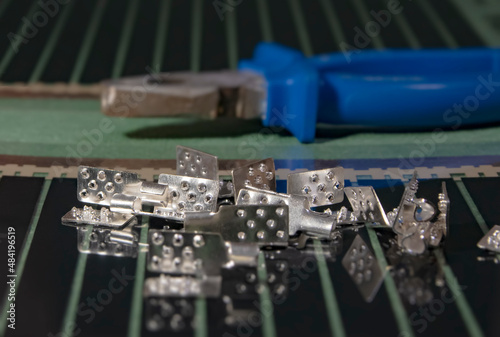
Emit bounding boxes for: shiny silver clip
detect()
[77,166,169,215]
[344,186,390,226]
[232,158,276,197]
[287,167,344,206]
[176,145,219,181]
[235,188,336,237]
[62,206,135,229]
[185,205,289,247]
[390,175,449,255]
[154,173,220,220]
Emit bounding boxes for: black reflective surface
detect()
[2,176,500,336]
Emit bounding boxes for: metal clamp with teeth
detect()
[78,166,143,204]
[77,166,220,221]
[184,205,289,247]
[176,145,219,181]
[391,172,419,229]
[344,186,390,227]
[232,158,276,197]
[78,166,169,213]
[178,145,236,199]
[434,182,450,239]
[155,174,219,219]
[287,167,344,206]
[235,188,336,237]
[389,175,449,255]
[327,205,362,227]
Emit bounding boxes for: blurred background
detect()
[0,0,488,80]
[0,0,499,161]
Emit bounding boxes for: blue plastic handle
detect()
[238,42,500,143]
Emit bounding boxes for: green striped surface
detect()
[0,174,491,337]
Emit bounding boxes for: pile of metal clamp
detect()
[61,146,451,319]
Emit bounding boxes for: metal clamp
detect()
[287,167,344,206]
[232,158,276,197]
[176,145,218,181]
[155,173,220,220]
[235,188,336,237]
[390,177,449,255]
[185,205,289,247]
[62,206,136,229]
[344,186,390,227]
[77,166,169,213]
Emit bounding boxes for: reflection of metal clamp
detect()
[76,222,144,258]
[144,297,195,333]
[222,296,259,328]
[342,235,384,302]
[147,230,259,276]
[143,274,222,298]
[62,206,144,258]
[477,224,500,253]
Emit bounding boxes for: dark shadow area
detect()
[125,118,291,139]
[126,118,500,141]
[315,121,500,142]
